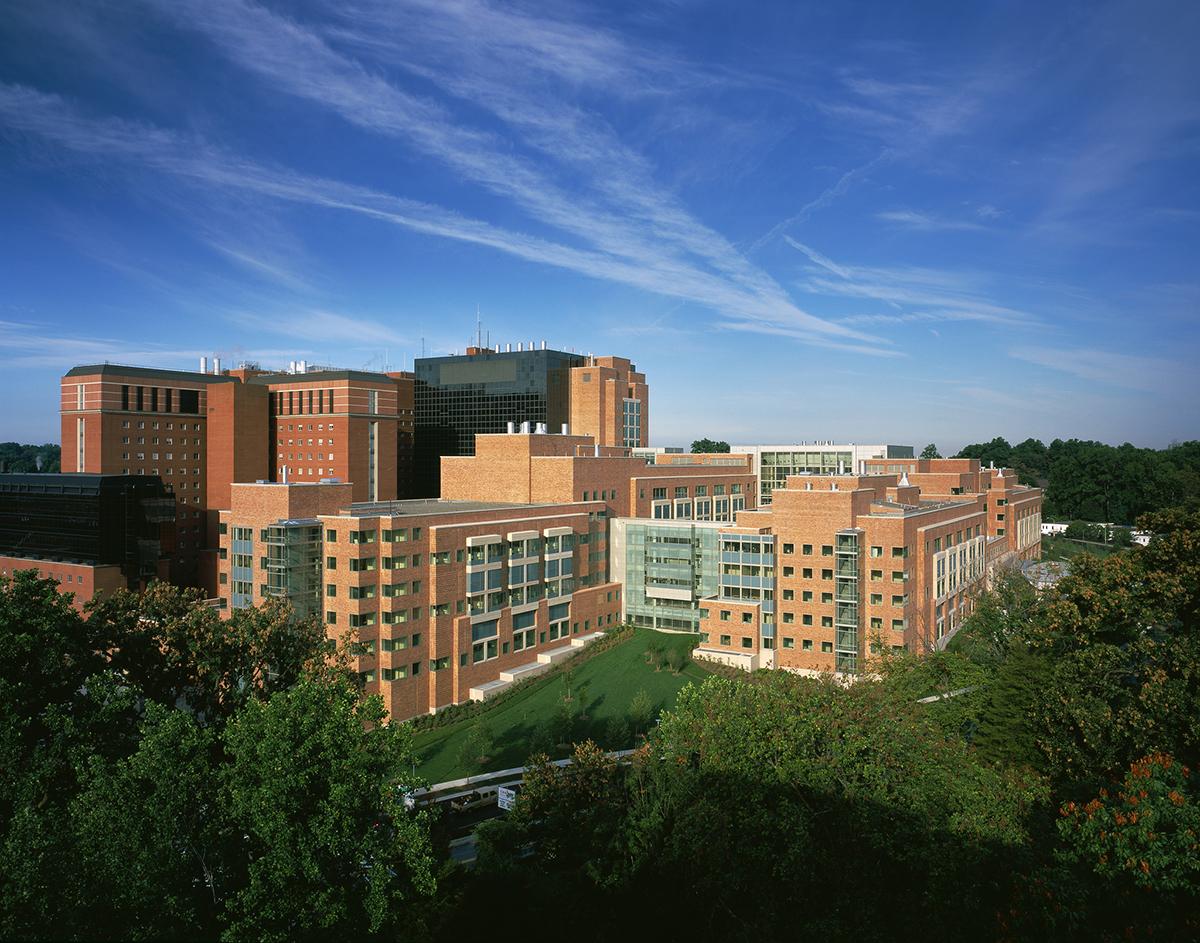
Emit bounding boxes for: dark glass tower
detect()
[413,347,585,496]
[0,473,176,587]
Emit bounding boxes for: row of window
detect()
[648,483,742,499]
[119,419,201,431]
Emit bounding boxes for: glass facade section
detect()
[261,522,324,619]
[834,529,861,673]
[615,520,721,631]
[757,450,853,505]
[718,534,776,645]
[412,348,586,496]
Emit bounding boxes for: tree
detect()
[220,678,435,941]
[920,443,942,459]
[86,583,339,728]
[627,689,654,736]
[689,438,730,453]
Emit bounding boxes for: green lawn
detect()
[410,628,710,784]
[1041,534,1119,562]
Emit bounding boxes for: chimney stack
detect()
[213,357,220,374]
[561,423,569,435]
[507,421,516,434]
[200,356,208,373]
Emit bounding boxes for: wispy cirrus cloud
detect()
[1009,347,1193,393]
[0,81,894,356]
[876,209,989,233]
[784,236,1039,328]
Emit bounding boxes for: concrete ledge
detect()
[536,644,578,665]
[468,678,511,702]
[693,647,760,672]
[570,631,605,648]
[500,661,550,683]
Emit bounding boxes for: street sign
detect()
[497,786,516,811]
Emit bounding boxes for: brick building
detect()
[216,429,756,720]
[679,458,1042,676]
[61,360,415,593]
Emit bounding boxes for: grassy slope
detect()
[411,628,709,784]
[1041,534,1118,562]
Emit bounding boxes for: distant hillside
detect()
[0,442,61,473]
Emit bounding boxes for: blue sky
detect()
[1,0,1197,452]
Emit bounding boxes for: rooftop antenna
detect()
[476,304,482,348]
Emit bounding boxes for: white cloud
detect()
[784,236,1038,328]
[876,209,988,232]
[1008,347,1191,393]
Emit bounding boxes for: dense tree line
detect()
[3,509,1198,940]
[690,438,730,453]
[955,436,1200,523]
[0,442,60,473]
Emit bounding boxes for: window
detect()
[326,556,337,569]
[326,529,337,542]
[892,571,906,582]
[892,619,905,630]
[741,637,753,649]
[802,568,813,579]
[821,641,833,653]
[782,589,794,601]
[326,584,337,597]
[802,544,812,555]
[802,591,813,601]
[891,595,905,606]
[782,543,794,554]
[870,546,883,558]
[719,634,731,646]
[782,637,794,649]
[821,592,833,603]
[802,639,813,651]
[821,545,833,556]
[783,566,794,577]
[783,612,794,623]
[891,546,908,558]
[802,614,813,625]
[821,616,833,628]
[719,610,730,621]
[870,593,882,604]
[741,612,752,624]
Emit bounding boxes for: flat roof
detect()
[339,498,579,518]
[246,369,399,385]
[64,364,235,383]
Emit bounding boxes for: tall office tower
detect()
[412,345,650,496]
[60,361,416,593]
[0,473,176,610]
[60,364,266,589]
[568,356,649,449]
[256,368,414,503]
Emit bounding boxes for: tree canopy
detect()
[0,575,435,941]
[689,438,730,453]
[955,437,1200,523]
[0,442,60,473]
